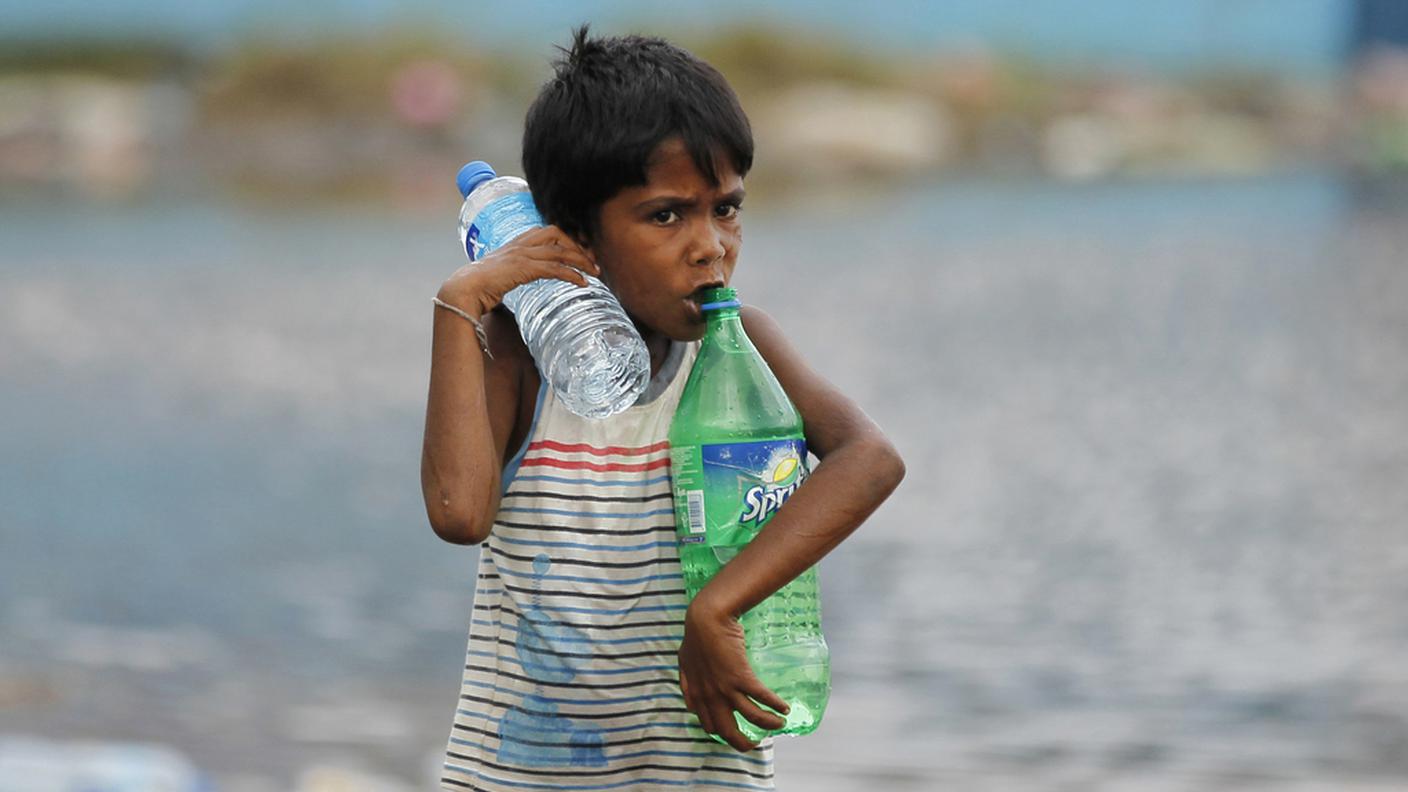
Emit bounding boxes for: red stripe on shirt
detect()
[527,439,671,457]
[518,456,672,473]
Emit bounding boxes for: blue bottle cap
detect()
[699,286,741,311]
[456,161,497,197]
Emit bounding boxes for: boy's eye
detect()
[715,202,741,220]
[650,209,680,225]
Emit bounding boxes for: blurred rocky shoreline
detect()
[3,26,1408,205]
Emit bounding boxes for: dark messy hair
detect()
[522,25,753,244]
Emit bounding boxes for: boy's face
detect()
[589,137,744,343]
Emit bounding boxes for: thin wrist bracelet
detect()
[432,296,494,359]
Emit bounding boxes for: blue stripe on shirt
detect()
[471,619,681,645]
[499,506,676,520]
[474,600,684,617]
[466,649,674,675]
[455,709,697,736]
[446,739,772,772]
[494,534,678,553]
[460,678,683,707]
[494,567,680,586]
[541,603,685,616]
[442,761,773,791]
[611,749,771,769]
[449,693,771,772]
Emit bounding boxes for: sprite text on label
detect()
[739,451,805,528]
[673,438,808,548]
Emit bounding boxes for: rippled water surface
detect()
[2,174,1406,790]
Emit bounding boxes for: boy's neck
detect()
[643,330,671,378]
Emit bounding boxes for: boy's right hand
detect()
[437,225,600,318]
[679,596,790,752]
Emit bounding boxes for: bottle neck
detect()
[703,308,748,348]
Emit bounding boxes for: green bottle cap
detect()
[700,286,740,311]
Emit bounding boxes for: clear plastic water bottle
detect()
[456,161,650,419]
[669,286,830,743]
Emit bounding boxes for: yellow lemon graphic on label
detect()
[740,446,808,528]
[772,456,800,486]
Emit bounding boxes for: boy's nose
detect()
[690,222,727,266]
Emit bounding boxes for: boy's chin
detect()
[656,324,706,344]
[632,314,705,343]
[674,317,708,342]
[652,309,708,343]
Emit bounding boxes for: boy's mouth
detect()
[684,283,724,323]
[687,283,726,303]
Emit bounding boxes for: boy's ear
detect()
[573,217,599,256]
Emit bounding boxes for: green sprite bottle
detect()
[669,286,830,743]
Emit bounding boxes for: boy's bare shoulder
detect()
[738,304,781,337]
[738,304,796,366]
[740,303,875,458]
[739,305,815,386]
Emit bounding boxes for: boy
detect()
[421,26,904,791]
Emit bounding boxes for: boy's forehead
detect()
[639,137,743,193]
[644,137,692,170]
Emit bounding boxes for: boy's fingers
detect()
[526,225,569,245]
[540,253,600,279]
[539,226,595,259]
[695,706,716,737]
[525,259,587,287]
[521,246,596,271]
[732,693,786,732]
[712,712,758,753]
[679,671,700,717]
[740,676,790,716]
[554,262,589,287]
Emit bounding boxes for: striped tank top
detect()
[441,339,777,792]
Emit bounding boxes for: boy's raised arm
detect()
[677,304,906,750]
[420,226,600,545]
[420,303,520,545]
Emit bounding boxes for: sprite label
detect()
[672,437,809,548]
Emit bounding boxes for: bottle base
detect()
[700,666,829,745]
[738,696,825,742]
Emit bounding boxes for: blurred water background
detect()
[3,1,1408,790]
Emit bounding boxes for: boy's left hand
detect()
[678,597,789,752]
